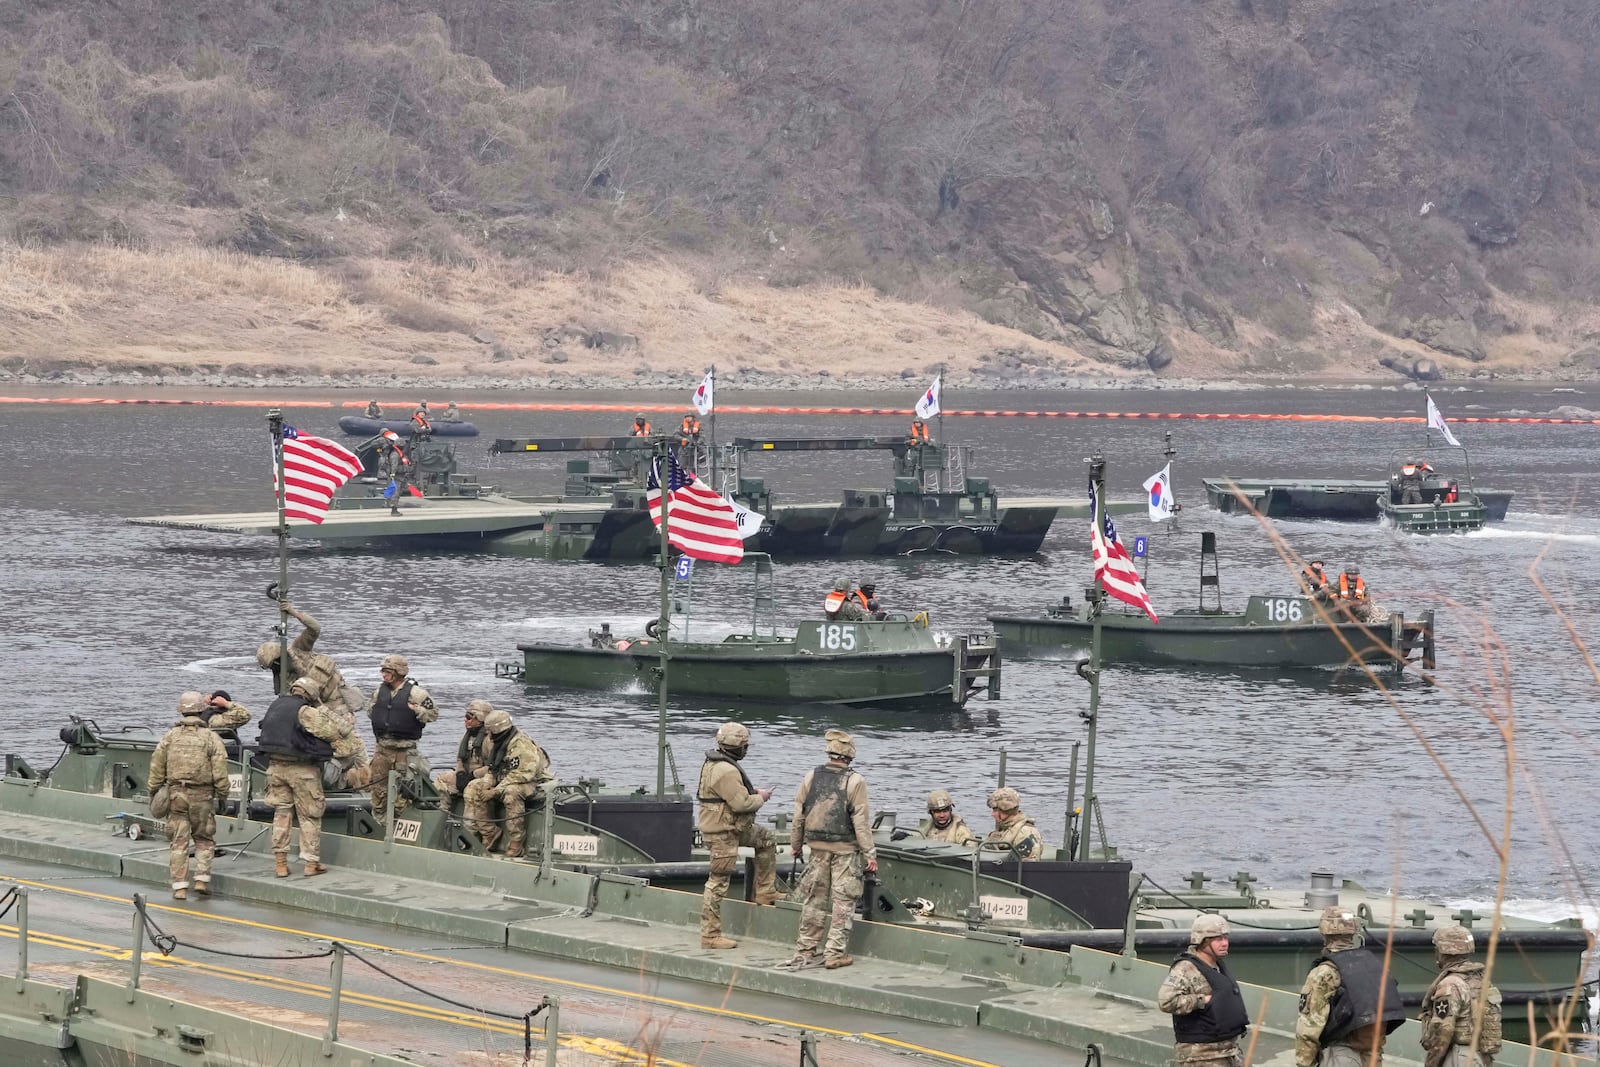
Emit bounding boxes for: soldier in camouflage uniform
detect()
[1159,914,1250,1067]
[982,787,1047,859]
[779,729,875,971]
[1296,906,1406,1067]
[697,722,779,950]
[259,677,345,878]
[254,602,360,716]
[823,580,869,622]
[464,707,552,858]
[366,654,437,824]
[432,699,491,801]
[148,692,231,900]
[1420,927,1502,1067]
[918,789,977,845]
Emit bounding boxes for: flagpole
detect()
[1078,454,1106,862]
[936,364,946,489]
[1163,430,1179,533]
[708,365,717,492]
[267,408,292,688]
[654,440,672,800]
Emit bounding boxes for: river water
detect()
[2,382,1597,926]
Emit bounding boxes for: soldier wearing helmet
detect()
[254,601,360,718]
[696,722,778,949]
[366,653,438,826]
[432,699,492,801]
[982,787,1047,860]
[919,789,977,846]
[780,729,875,972]
[823,580,869,622]
[1295,906,1406,1067]
[1420,926,1501,1067]
[148,692,231,900]
[463,706,552,858]
[1159,914,1250,1067]
[258,676,345,879]
[365,399,383,419]
[630,412,652,436]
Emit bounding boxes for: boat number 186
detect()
[1262,598,1304,622]
[821,624,858,650]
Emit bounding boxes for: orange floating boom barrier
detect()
[1,396,1597,425]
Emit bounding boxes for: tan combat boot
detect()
[194,880,211,897]
[478,827,503,853]
[505,841,525,859]
[754,892,783,905]
[274,855,290,878]
[172,887,187,901]
[824,955,853,970]
[700,935,738,949]
[304,862,329,877]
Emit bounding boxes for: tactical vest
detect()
[1319,948,1407,1046]
[1423,964,1502,1053]
[801,764,854,843]
[370,679,423,740]
[697,749,755,804]
[1171,952,1250,1043]
[163,720,219,786]
[258,695,335,761]
[456,724,485,769]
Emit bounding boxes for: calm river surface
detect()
[2,381,1597,924]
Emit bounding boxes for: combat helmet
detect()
[987,787,1021,812]
[176,691,206,717]
[927,789,954,813]
[1318,906,1358,937]
[484,709,515,735]
[832,579,849,593]
[1432,926,1474,956]
[256,641,286,669]
[465,699,494,721]
[824,728,856,760]
[715,722,750,757]
[289,676,318,698]
[380,654,409,676]
[1190,913,1230,946]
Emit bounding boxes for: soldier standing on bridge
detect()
[1420,927,1502,1067]
[697,722,779,949]
[1159,914,1250,1067]
[780,729,875,971]
[148,692,231,900]
[1295,907,1406,1067]
[366,654,437,825]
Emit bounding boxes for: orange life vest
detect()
[852,590,872,612]
[1338,573,1366,600]
[1445,482,1458,503]
[411,411,431,433]
[909,421,930,443]
[679,416,701,442]
[823,591,846,615]
[631,420,652,436]
[1301,566,1328,591]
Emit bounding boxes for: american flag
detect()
[276,427,364,524]
[647,455,744,564]
[1089,478,1159,623]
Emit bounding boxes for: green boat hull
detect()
[991,596,1432,669]
[517,619,999,706]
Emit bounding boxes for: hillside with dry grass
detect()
[3,0,1600,386]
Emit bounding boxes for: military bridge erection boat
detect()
[991,533,1436,670]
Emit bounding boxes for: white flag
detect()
[1142,463,1175,522]
[728,497,764,540]
[691,371,714,416]
[914,373,942,420]
[1425,394,1461,447]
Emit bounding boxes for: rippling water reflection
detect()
[2,384,1597,911]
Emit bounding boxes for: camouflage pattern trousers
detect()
[267,758,325,863]
[700,825,777,938]
[1323,1044,1381,1067]
[165,786,217,890]
[793,849,863,959]
[369,741,428,823]
[1171,1040,1242,1067]
[463,777,535,851]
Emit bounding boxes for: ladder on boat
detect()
[1198,531,1222,613]
[953,633,1002,705]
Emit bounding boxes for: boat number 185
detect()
[821,624,858,650]
[1262,598,1304,622]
